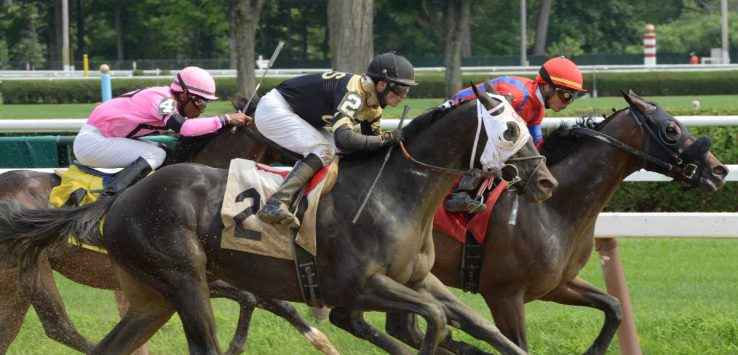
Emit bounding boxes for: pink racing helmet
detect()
[170,66,218,100]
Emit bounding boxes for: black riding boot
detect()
[101,157,153,197]
[444,170,486,214]
[257,153,323,228]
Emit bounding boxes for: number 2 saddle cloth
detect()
[220,158,338,261]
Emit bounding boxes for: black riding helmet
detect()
[366,52,418,86]
[366,52,418,107]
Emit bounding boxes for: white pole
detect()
[62,0,71,72]
[722,0,730,64]
[520,0,527,66]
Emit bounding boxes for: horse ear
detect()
[622,90,655,114]
[472,82,493,109]
[483,79,500,95]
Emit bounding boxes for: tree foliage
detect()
[1,0,738,68]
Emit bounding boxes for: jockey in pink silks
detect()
[73,66,250,196]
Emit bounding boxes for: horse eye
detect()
[503,121,520,141]
[666,123,680,137]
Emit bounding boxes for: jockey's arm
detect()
[165,113,230,136]
[332,113,385,151]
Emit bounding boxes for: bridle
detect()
[569,104,703,182]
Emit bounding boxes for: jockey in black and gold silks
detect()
[253,52,418,228]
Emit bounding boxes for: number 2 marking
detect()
[338,92,362,118]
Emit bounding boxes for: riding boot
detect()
[444,170,486,214]
[257,153,323,228]
[100,157,153,197]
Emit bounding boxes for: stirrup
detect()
[445,194,486,214]
[257,200,301,228]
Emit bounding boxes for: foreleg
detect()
[419,274,525,355]
[541,276,622,355]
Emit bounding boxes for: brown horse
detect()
[0,103,331,354]
[0,92,557,354]
[385,91,729,353]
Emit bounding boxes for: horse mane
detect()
[339,105,450,162]
[540,108,625,166]
[166,94,262,165]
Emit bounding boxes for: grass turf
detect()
[6,238,738,354]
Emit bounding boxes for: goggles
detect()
[388,83,410,98]
[555,88,579,103]
[188,94,209,108]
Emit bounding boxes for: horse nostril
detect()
[539,178,557,191]
[713,165,729,178]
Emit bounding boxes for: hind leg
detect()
[0,268,30,354]
[19,254,95,353]
[92,264,175,355]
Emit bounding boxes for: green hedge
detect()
[5,70,738,104]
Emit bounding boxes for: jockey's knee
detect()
[308,147,334,166]
[141,149,166,169]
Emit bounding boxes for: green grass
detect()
[1,95,737,120]
[7,238,738,354]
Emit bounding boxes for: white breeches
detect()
[73,124,165,169]
[254,89,336,166]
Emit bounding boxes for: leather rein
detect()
[569,108,697,179]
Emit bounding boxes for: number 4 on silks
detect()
[232,188,262,241]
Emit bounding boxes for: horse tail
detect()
[0,196,116,275]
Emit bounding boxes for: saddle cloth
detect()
[220,159,336,260]
[433,181,508,244]
[49,163,117,208]
[48,163,117,253]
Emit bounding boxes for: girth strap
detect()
[460,231,484,293]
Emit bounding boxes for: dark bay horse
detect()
[386,91,728,353]
[0,103,329,354]
[0,93,557,354]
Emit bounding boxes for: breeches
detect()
[73,124,165,169]
[254,89,335,166]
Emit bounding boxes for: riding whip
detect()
[351,105,410,224]
[232,41,285,133]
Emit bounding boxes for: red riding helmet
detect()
[536,57,587,93]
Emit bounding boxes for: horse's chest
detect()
[385,235,435,284]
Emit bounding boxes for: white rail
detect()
[2,116,738,133]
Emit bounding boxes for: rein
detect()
[569,109,697,179]
[398,141,501,178]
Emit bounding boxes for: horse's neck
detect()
[339,107,476,221]
[549,116,642,222]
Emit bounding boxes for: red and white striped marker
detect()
[643,23,656,66]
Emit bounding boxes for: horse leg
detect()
[92,264,175,355]
[0,268,29,354]
[485,294,527,350]
[418,274,525,355]
[113,291,150,355]
[207,279,256,355]
[385,312,423,349]
[252,297,337,354]
[541,276,622,355]
[18,253,95,353]
[352,273,450,355]
[329,306,412,355]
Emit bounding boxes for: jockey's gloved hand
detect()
[224,112,251,127]
[381,129,403,146]
[576,116,599,129]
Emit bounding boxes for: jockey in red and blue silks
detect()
[451,75,546,148]
[444,56,587,214]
